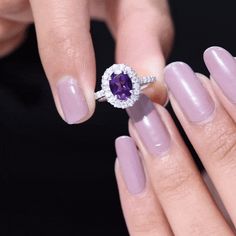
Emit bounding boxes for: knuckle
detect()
[39,28,78,62]
[205,121,236,167]
[128,194,160,234]
[156,162,195,199]
[132,216,158,234]
[117,1,171,30]
[131,209,159,234]
[0,20,22,39]
[39,19,88,61]
[0,33,24,57]
[0,21,10,36]
[188,220,225,236]
[117,8,149,31]
[189,222,224,236]
[0,0,28,14]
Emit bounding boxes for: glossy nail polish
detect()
[127,95,170,157]
[115,136,146,194]
[57,76,89,124]
[164,62,215,123]
[204,46,236,103]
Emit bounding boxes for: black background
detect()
[1,0,236,235]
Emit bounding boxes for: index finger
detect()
[30,0,96,124]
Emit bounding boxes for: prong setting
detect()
[101,64,140,109]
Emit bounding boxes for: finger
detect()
[30,0,96,124]
[0,17,27,42]
[0,29,25,57]
[127,96,233,236]
[204,46,236,121]
[115,136,173,236]
[106,0,174,105]
[0,0,32,22]
[164,62,236,226]
[88,0,106,21]
[203,171,236,232]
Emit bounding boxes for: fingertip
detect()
[56,76,95,125]
[143,78,168,105]
[203,46,227,59]
[115,135,133,146]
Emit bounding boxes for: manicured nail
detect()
[127,95,170,156]
[57,77,89,124]
[204,46,236,104]
[164,62,215,123]
[115,136,146,194]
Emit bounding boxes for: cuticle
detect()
[190,103,217,125]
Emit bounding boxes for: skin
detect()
[0,0,174,122]
[115,72,236,235]
[4,2,236,234]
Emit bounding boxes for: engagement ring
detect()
[95,64,156,109]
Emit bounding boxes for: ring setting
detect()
[95,64,156,109]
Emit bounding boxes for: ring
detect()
[95,64,156,109]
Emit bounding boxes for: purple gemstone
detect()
[109,73,133,100]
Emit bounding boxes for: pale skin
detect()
[0,0,174,122]
[115,73,236,235]
[3,1,236,235]
[7,1,236,235]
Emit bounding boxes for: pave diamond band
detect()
[95,64,156,109]
[139,76,157,86]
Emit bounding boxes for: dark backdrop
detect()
[1,0,236,235]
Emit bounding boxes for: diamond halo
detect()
[95,64,156,109]
[101,64,140,109]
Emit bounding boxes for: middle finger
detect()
[127,95,233,235]
[164,62,236,227]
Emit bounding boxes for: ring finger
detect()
[115,137,173,235]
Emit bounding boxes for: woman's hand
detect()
[115,46,236,235]
[0,0,173,124]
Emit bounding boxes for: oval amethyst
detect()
[109,73,133,100]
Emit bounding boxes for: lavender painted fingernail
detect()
[127,95,170,157]
[57,77,89,124]
[164,62,215,123]
[115,136,146,195]
[204,46,236,104]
